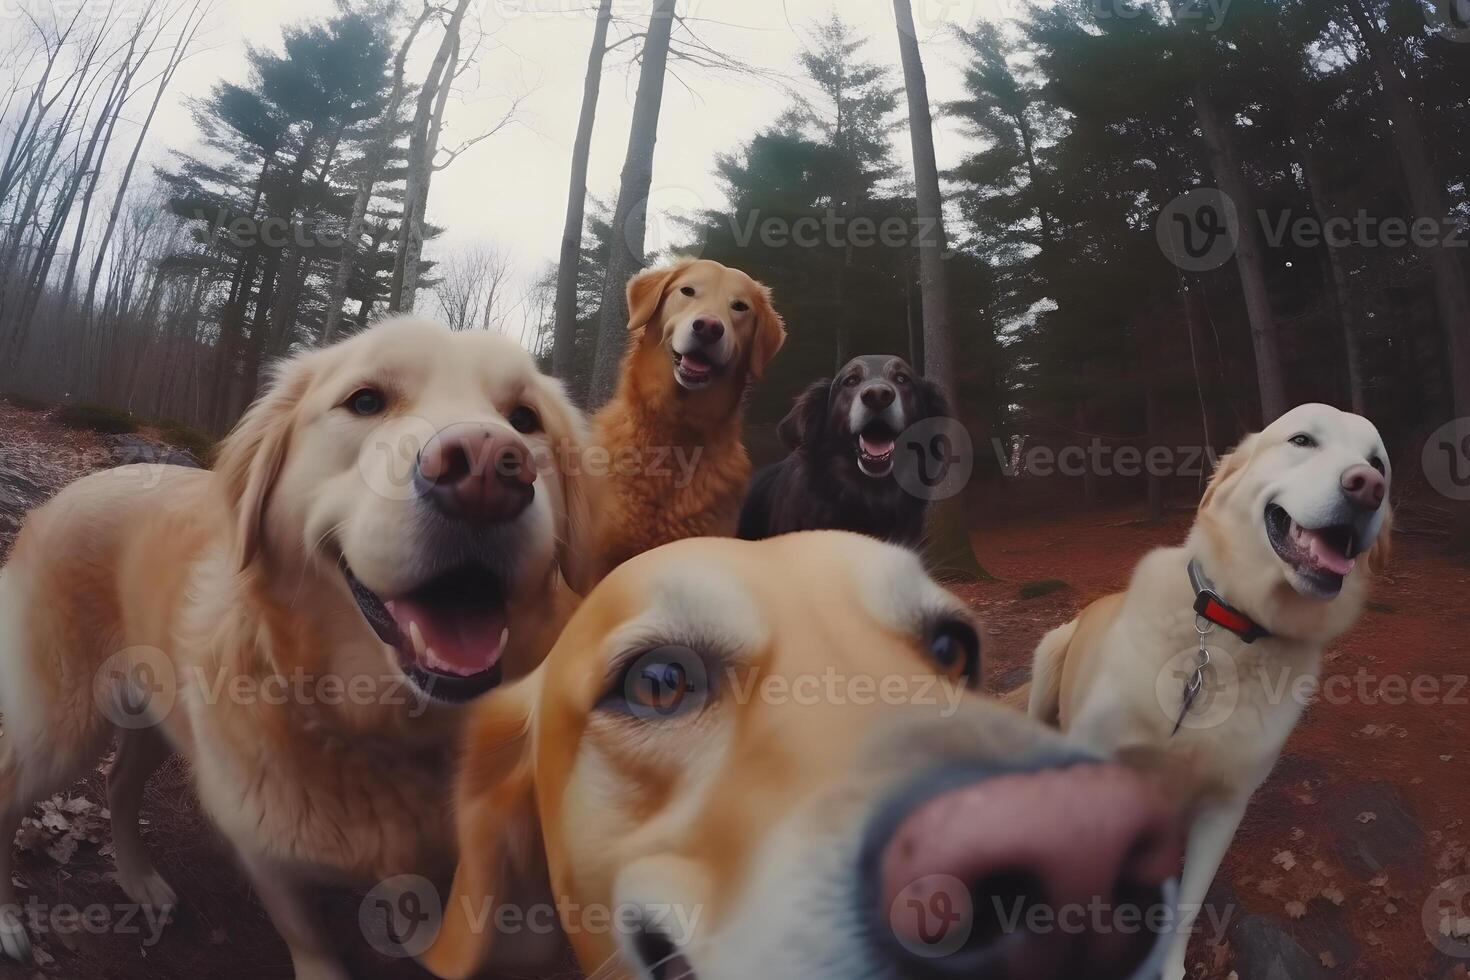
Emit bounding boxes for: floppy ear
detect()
[777,379,833,451]
[213,355,316,570]
[1367,504,1393,577]
[1198,433,1258,513]
[625,261,694,336]
[747,282,786,382]
[917,374,952,421]
[419,682,540,980]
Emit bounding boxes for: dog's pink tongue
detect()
[860,434,896,457]
[680,353,712,378]
[1299,527,1356,576]
[387,600,507,676]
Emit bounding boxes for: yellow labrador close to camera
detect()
[0,318,591,977]
[1026,403,1391,979]
[422,532,1186,980]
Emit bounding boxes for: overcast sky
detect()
[110,0,1020,317]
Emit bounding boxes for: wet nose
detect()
[871,762,1181,980]
[1340,464,1386,510]
[691,316,724,342]
[414,423,535,524]
[862,384,896,410]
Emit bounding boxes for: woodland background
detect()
[1,0,1467,554]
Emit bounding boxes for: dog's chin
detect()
[341,560,509,704]
[854,423,897,479]
[1263,503,1364,600]
[672,349,722,391]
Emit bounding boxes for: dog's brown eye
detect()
[843,375,860,388]
[602,645,708,720]
[1289,433,1317,449]
[895,373,910,386]
[507,404,541,434]
[345,388,386,417]
[929,620,980,686]
[731,299,750,312]
[1369,455,1386,474]
[680,285,696,297]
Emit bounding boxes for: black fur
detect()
[738,355,950,545]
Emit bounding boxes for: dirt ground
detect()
[1,400,1467,979]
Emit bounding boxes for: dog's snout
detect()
[691,316,725,342]
[870,763,1180,980]
[1340,463,1386,510]
[415,424,535,524]
[861,383,896,410]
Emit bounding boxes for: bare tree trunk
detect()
[1346,0,1470,405]
[322,4,430,344]
[551,0,613,388]
[83,0,207,321]
[1299,149,1366,414]
[59,13,154,307]
[1344,0,1470,550]
[390,0,472,314]
[0,6,86,207]
[1193,84,1288,424]
[893,0,986,580]
[588,0,677,407]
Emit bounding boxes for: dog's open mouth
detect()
[673,349,718,390]
[855,422,898,478]
[1265,503,1358,596]
[342,562,508,703]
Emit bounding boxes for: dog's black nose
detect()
[865,761,1180,980]
[414,423,535,524]
[691,316,724,342]
[862,384,896,410]
[1340,464,1386,511]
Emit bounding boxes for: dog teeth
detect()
[498,627,510,651]
[409,621,426,658]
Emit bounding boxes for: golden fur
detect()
[0,318,590,977]
[589,260,785,583]
[416,532,1172,980]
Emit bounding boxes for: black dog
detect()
[738,354,949,545]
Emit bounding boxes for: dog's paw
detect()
[118,868,178,917]
[0,906,32,964]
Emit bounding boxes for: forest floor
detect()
[1,399,1468,980]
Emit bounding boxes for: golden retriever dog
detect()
[420,532,1186,980]
[1025,403,1391,979]
[0,318,591,977]
[589,259,785,583]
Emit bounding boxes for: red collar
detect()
[1188,559,1271,643]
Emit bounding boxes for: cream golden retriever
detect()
[420,532,1186,980]
[0,318,591,976]
[1025,403,1391,979]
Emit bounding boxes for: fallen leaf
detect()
[1356,811,1377,824]
[1273,850,1297,871]
[1285,900,1307,919]
[1321,886,1345,905]
[1320,950,1338,968]
[1369,873,1389,889]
